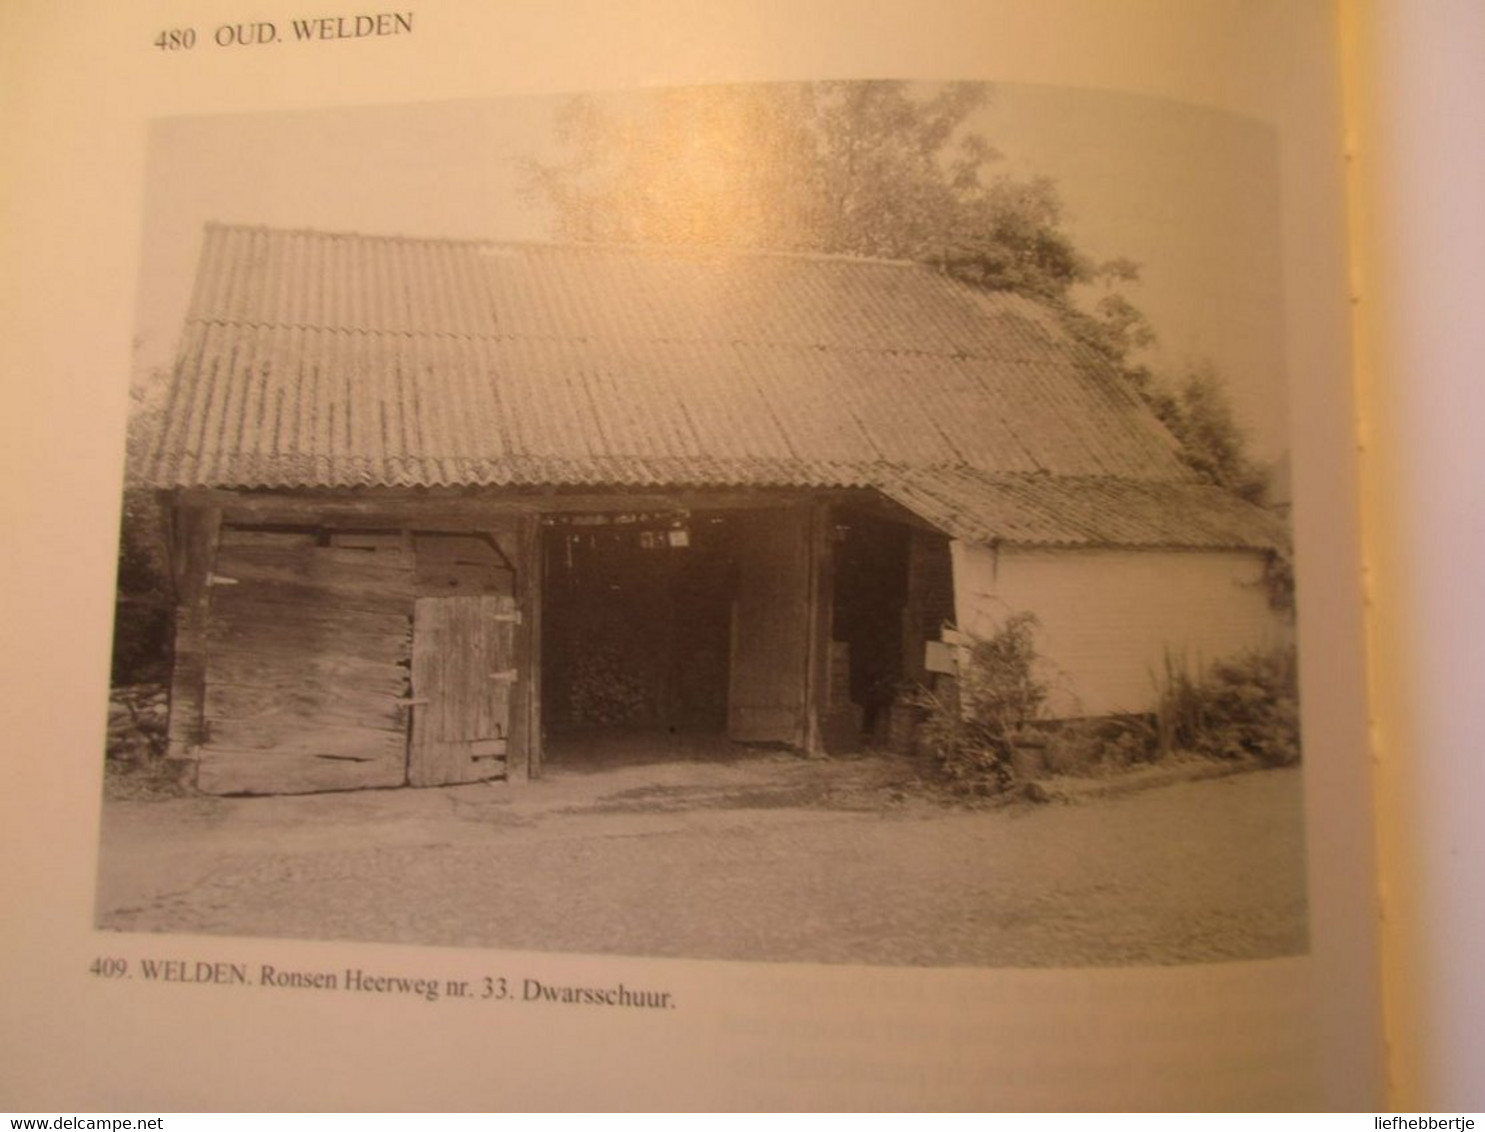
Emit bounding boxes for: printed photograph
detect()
[97,82,1306,966]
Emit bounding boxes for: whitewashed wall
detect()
[950,543,1287,716]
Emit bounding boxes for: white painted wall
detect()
[950,543,1287,716]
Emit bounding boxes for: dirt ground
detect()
[94,749,1308,967]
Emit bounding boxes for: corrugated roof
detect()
[879,466,1288,551]
[147,224,1193,491]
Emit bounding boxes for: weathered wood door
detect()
[727,508,813,745]
[197,530,413,795]
[408,594,516,786]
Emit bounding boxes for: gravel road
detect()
[95,755,1307,967]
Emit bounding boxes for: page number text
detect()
[154,28,197,50]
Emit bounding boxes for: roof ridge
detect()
[183,313,1071,365]
[201,220,969,272]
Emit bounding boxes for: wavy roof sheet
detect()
[145,226,1284,551]
[147,224,1193,491]
[879,466,1288,551]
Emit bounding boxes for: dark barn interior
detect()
[541,510,736,742]
[538,501,938,767]
[831,508,912,741]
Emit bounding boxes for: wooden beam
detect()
[175,485,878,526]
[165,504,221,762]
[802,501,834,757]
[507,513,543,781]
[196,747,406,795]
[208,495,539,528]
[526,513,544,780]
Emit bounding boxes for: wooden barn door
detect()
[197,530,414,795]
[727,507,814,745]
[408,594,516,786]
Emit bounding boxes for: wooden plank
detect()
[167,605,209,759]
[216,542,414,578]
[491,595,515,757]
[408,594,514,786]
[208,596,414,640]
[166,505,221,760]
[202,719,407,756]
[902,528,956,681]
[211,544,415,618]
[308,545,413,571]
[182,486,869,526]
[196,748,406,795]
[488,526,521,574]
[204,682,407,729]
[209,604,412,641]
[213,556,415,590]
[205,650,409,694]
[413,533,509,566]
[217,528,317,548]
[209,610,410,649]
[727,506,812,746]
[729,705,805,737]
[206,492,541,526]
[208,632,412,673]
[409,599,444,786]
[528,519,542,779]
[168,504,222,604]
[509,513,541,781]
[414,560,515,597]
[329,531,404,552]
[803,501,835,756]
[414,533,515,597]
[210,577,414,618]
[204,671,409,708]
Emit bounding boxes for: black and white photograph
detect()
[96,81,1307,969]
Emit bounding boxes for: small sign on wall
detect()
[924,640,958,675]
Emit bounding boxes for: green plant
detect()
[909,613,1048,795]
[111,490,174,686]
[1262,551,1297,617]
[1043,713,1159,776]
[1156,646,1301,766]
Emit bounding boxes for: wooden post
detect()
[164,502,221,764]
[902,529,927,685]
[508,512,543,781]
[802,501,834,756]
[657,545,676,730]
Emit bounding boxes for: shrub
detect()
[110,597,173,686]
[1156,646,1301,766]
[111,493,174,686]
[910,612,1048,795]
[1043,712,1159,775]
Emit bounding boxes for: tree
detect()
[526,81,1097,303]
[527,82,1265,495]
[112,373,174,685]
[1148,362,1270,503]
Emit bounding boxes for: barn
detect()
[140,223,1287,794]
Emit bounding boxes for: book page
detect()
[1343,0,1485,1111]
[0,1,1380,1110]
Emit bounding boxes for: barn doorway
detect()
[537,500,930,769]
[540,510,737,767]
[829,508,913,743]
